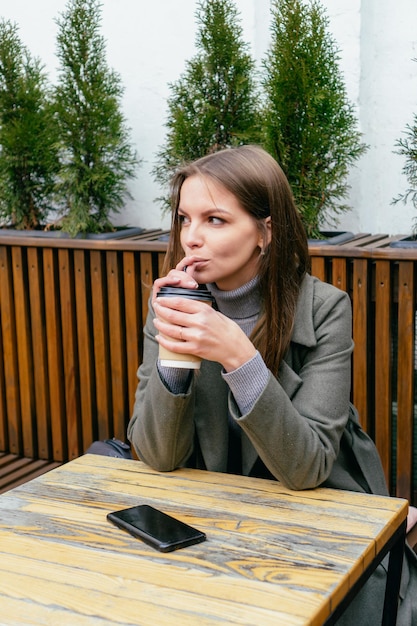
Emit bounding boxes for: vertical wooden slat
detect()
[43,248,66,462]
[106,251,128,440]
[140,252,153,326]
[90,250,112,440]
[59,249,81,459]
[374,260,392,490]
[351,259,371,432]
[43,248,68,461]
[158,252,166,278]
[396,261,414,499]
[27,248,51,459]
[74,250,95,451]
[0,246,21,454]
[310,256,326,282]
[331,257,348,292]
[123,251,142,415]
[12,247,36,458]
[0,292,6,450]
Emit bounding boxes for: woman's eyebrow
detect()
[178,206,231,216]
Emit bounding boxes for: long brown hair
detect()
[163,145,310,374]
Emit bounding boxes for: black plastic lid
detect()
[157,286,215,302]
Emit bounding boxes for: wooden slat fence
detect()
[0,229,416,505]
[310,233,417,505]
[0,230,166,468]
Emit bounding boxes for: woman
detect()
[128,145,417,624]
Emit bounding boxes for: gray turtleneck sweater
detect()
[158,277,270,416]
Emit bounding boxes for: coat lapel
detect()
[195,275,318,475]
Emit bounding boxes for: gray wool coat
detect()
[128,274,417,625]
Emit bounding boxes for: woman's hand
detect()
[153,294,257,372]
[151,256,201,307]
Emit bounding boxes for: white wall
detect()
[2,0,417,234]
[323,0,417,235]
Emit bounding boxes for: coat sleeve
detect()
[127,299,196,471]
[233,286,354,490]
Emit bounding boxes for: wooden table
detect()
[0,454,407,625]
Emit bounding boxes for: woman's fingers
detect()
[152,255,205,303]
[154,296,209,326]
[152,270,198,305]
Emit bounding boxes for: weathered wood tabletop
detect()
[0,454,408,625]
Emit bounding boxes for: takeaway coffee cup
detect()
[156,286,215,368]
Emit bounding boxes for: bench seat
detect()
[0,453,61,494]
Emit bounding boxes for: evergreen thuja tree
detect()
[153,0,261,210]
[54,0,138,236]
[393,81,417,233]
[0,19,60,229]
[262,0,367,238]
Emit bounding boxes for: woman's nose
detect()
[183,222,203,248]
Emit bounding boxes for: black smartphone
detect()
[107,504,206,552]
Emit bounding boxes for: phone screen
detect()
[107,504,206,552]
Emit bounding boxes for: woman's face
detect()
[178,175,268,291]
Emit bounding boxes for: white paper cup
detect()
[156,286,215,368]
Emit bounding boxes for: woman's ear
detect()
[264,216,272,245]
[258,216,272,251]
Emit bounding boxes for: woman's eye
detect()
[208,216,224,225]
[178,215,189,225]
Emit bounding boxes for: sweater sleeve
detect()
[222,352,269,415]
[157,361,192,394]
[127,299,196,471]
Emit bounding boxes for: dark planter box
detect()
[0,226,145,240]
[389,235,417,248]
[308,231,355,246]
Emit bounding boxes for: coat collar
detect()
[291,274,317,348]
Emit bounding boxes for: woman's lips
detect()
[192,259,209,270]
